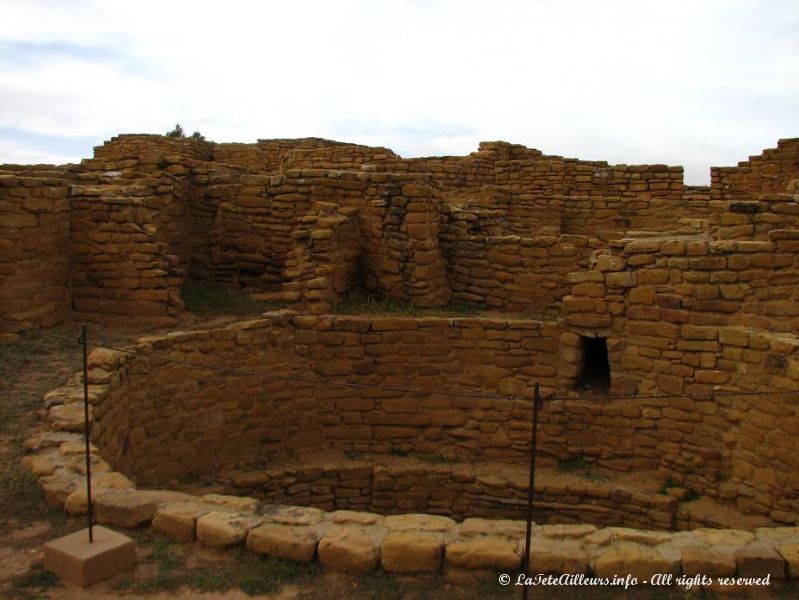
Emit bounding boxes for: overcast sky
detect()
[0,0,796,184]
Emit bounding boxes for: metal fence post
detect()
[522,382,542,600]
[80,323,94,542]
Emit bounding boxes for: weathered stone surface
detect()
[593,542,680,580]
[607,527,672,546]
[692,528,755,548]
[776,544,799,578]
[446,537,520,570]
[381,532,444,573]
[262,506,326,526]
[48,404,86,432]
[384,514,455,532]
[734,546,785,578]
[681,546,736,577]
[15,136,799,590]
[64,488,113,516]
[95,490,192,529]
[583,529,614,548]
[201,493,258,513]
[22,453,60,477]
[196,511,262,548]
[38,474,77,507]
[457,518,527,540]
[58,441,98,456]
[93,472,135,490]
[526,538,589,575]
[317,527,378,573]
[247,523,319,562]
[756,527,799,545]
[328,510,383,526]
[541,524,597,539]
[152,503,209,544]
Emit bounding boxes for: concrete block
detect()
[44,526,135,587]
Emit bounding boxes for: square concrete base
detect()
[44,525,136,587]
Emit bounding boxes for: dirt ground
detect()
[1,313,797,600]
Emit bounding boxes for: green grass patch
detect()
[658,475,675,495]
[683,489,701,502]
[414,452,459,465]
[238,554,315,596]
[187,565,233,593]
[10,563,60,598]
[556,455,607,482]
[181,285,288,316]
[579,470,609,483]
[113,537,187,593]
[152,537,184,573]
[0,326,86,533]
[124,548,319,596]
[558,455,589,473]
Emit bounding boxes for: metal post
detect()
[80,323,94,543]
[522,383,542,600]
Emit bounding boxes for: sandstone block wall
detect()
[68,165,186,325]
[0,169,72,334]
[194,168,452,305]
[281,202,362,312]
[21,427,799,583]
[84,313,562,484]
[442,187,562,237]
[440,231,595,315]
[73,133,798,318]
[216,458,678,530]
[361,182,451,306]
[711,138,799,199]
[709,194,799,241]
[559,236,799,522]
[214,138,392,173]
[93,134,213,162]
[496,158,684,199]
[47,306,797,526]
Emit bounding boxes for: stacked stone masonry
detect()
[3,134,797,331]
[33,309,799,527]
[20,428,799,585]
[6,133,799,579]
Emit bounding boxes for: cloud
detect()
[0,0,796,183]
[0,139,80,165]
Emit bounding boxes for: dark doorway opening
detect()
[577,336,610,392]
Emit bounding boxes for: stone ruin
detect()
[6,134,799,583]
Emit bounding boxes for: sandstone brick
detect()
[95,490,189,529]
[593,542,680,580]
[152,503,209,543]
[318,527,378,573]
[776,544,799,577]
[526,538,589,574]
[247,523,319,562]
[605,271,636,287]
[381,532,444,573]
[196,512,262,548]
[734,546,785,578]
[446,537,520,570]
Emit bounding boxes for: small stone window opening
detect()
[576,336,610,392]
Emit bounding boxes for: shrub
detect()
[166,123,185,137]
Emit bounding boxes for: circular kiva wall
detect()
[58,311,799,529]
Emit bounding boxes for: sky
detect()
[0,0,796,184]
